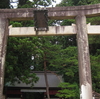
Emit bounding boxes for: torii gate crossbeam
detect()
[9,24,100,36]
[0,3,100,20]
[1,3,100,99]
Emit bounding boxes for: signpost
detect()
[34,9,48,31]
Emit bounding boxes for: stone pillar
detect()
[75,15,92,99]
[0,18,9,99]
[2,95,5,99]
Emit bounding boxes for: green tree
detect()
[18,0,56,7]
[32,36,78,98]
[58,0,100,6]
[56,82,79,99]
[5,37,40,86]
[90,54,100,93]
[18,0,28,6]
[0,0,10,8]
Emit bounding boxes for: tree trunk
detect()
[44,53,50,99]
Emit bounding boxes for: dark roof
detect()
[5,71,63,88]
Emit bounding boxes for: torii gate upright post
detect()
[0,18,9,99]
[75,15,92,99]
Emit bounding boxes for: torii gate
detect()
[1,3,100,99]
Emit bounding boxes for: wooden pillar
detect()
[0,18,9,99]
[75,15,92,99]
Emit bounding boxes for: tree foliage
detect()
[18,0,56,7]
[0,0,10,8]
[58,0,100,6]
[56,82,79,99]
[5,37,40,86]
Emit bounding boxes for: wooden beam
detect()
[0,4,100,21]
[9,25,100,36]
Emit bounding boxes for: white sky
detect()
[52,0,62,6]
[54,0,62,4]
[29,0,62,7]
[29,0,61,4]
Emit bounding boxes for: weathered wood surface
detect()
[0,18,8,99]
[76,15,92,99]
[0,3,100,20]
[9,25,100,36]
